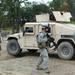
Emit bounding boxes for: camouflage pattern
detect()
[36,31,49,70]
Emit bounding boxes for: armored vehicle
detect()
[7,11,75,60]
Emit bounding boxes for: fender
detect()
[57,38,75,46]
[7,32,23,40]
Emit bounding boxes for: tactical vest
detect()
[36,32,47,48]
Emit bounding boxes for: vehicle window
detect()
[25,27,33,33]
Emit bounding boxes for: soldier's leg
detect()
[37,49,43,68]
[37,48,50,73]
[39,48,49,69]
[39,48,50,73]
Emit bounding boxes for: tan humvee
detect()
[7,11,75,60]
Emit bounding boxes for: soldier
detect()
[36,24,50,74]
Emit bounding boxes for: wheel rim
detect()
[62,46,70,55]
[10,43,17,51]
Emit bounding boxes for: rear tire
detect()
[7,40,21,56]
[57,42,74,60]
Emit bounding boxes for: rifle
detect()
[46,33,57,48]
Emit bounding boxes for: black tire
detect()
[57,42,74,60]
[7,40,21,56]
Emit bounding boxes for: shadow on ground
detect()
[17,51,59,59]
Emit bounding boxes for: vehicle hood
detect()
[7,32,23,39]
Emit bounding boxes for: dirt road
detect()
[0,41,75,75]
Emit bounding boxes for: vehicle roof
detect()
[25,22,40,25]
[25,22,56,26]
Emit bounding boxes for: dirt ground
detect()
[0,41,75,75]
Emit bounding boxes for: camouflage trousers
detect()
[37,48,49,69]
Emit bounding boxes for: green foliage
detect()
[49,0,75,12]
[32,3,49,14]
[0,0,29,32]
[0,0,49,29]
[21,3,49,22]
[0,0,75,32]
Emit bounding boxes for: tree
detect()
[0,0,29,32]
[49,0,70,11]
[22,3,50,22]
[49,0,63,11]
[68,0,75,17]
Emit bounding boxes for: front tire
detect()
[57,42,74,60]
[7,40,21,56]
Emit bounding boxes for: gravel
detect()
[0,40,75,75]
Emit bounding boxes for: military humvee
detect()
[7,11,75,60]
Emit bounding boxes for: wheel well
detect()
[57,39,75,48]
[7,37,18,41]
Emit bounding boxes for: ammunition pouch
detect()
[38,42,47,48]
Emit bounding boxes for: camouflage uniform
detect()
[36,31,49,70]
